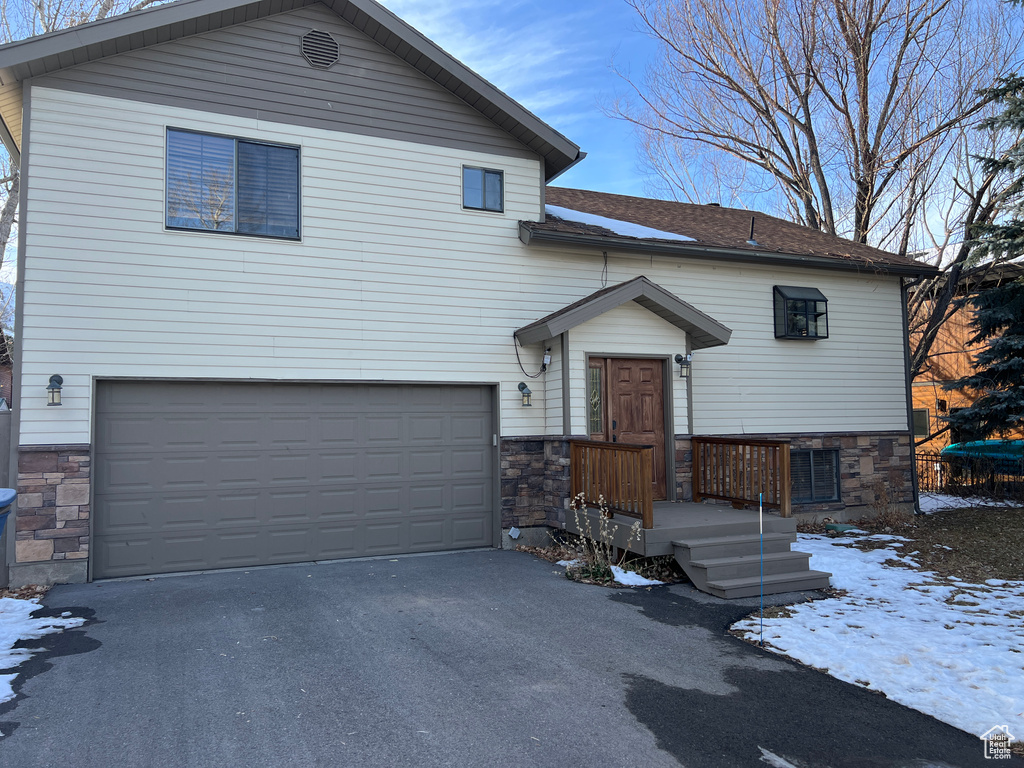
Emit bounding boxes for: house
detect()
[910,262,1024,453]
[0,0,937,588]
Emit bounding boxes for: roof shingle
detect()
[525,188,935,274]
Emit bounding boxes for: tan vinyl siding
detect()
[20,87,548,444]
[20,87,909,447]
[33,4,533,162]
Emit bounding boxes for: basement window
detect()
[791,449,840,503]
[774,286,828,339]
[166,128,300,239]
[462,166,503,212]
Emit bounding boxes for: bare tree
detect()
[613,0,1023,404]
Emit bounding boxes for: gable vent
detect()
[301,30,340,69]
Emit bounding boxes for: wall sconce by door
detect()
[673,354,692,378]
[518,382,532,406]
[47,374,63,406]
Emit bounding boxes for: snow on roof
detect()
[545,204,696,243]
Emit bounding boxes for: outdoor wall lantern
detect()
[47,374,63,406]
[674,354,692,378]
[518,382,532,407]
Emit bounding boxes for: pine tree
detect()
[946,279,1024,440]
[945,57,1024,442]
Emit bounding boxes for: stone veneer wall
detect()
[500,436,572,529]
[15,446,91,565]
[674,432,914,516]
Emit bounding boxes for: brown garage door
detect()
[93,381,495,578]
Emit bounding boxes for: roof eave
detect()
[515,275,732,350]
[519,224,940,278]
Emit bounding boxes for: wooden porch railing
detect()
[569,440,654,529]
[692,436,792,517]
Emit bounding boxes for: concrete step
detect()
[689,550,813,582]
[673,532,796,561]
[704,570,833,599]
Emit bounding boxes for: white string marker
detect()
[759,491,764,647]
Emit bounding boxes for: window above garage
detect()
[166,128,301,240]
[774,285,828,340]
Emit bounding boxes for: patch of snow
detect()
[732,534,1024,738]
[758,747,801,767]
[545,205,696,242]
[555,559,579,568]
[918,493,1021,513]
[0,597,85,704]
[610,565,663,587]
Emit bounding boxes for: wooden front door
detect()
[589,357,667,500]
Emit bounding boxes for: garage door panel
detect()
[452,415,487,441]
[364,522,402,552]
[316,524,359,559]
[319,416,359,445]
[217,415,265,448]
[409,518,445,548]
[409,416,445,442]
[409,450,445,478]
[409,484,446,513]
[452,482,487,510]
[452,515,488,545]
[94,382,495,578]
[365,415,402,444]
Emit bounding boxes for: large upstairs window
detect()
[166,129,300,240]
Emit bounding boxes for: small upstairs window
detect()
[462,166,503,212]
[166,128,300,240]
[774,285,828,339]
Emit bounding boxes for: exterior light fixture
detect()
[674,354,692,378]
[518,382,532,406]
[47,374,63,406]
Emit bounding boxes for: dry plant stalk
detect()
[567,492,642,582]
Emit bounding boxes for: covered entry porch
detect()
[565,438,831,598]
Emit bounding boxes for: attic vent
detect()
[301,30,340,69]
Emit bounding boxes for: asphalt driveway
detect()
[0,549,999,767]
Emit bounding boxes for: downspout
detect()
[901,277,922,514]
[560,332,570,435]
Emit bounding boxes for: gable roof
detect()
[515,276,732,349]
[520,188,938,277]
[0,0,581,178]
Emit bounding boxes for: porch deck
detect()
[564,500,831,598]
[565,500,796,558]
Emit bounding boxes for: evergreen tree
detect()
[946,56,1024,442]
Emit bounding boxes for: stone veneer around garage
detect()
[500,436,571,531]
[13,445,91,584]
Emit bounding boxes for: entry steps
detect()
[672,519,831,599]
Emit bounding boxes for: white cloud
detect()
[378,0,607,129]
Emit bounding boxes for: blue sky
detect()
[379,0,660,197]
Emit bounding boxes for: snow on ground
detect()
[732,533,1024,739]
[610,566,663,587]
[555,560,663,586]
[0,597,84,704]
[545,205,697,242]
[919,492,1022,513]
